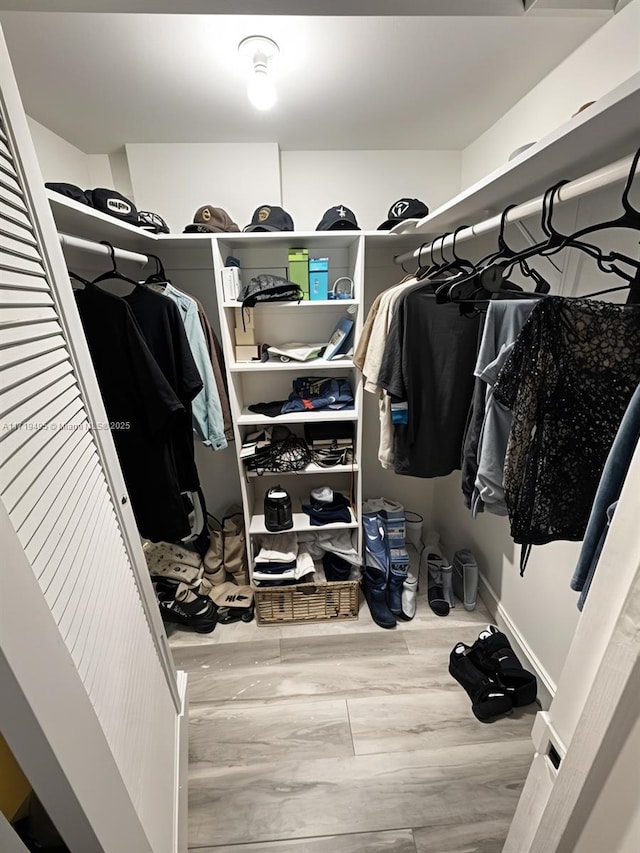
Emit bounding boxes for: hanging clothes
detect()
[570,381,640,610]
[183,291,234,442]
[377,287,480,478]
[124,286,203,491]
[160,282,227,451]
[75,286,191,542]
[493,296,640,567]
[471,299,537,516]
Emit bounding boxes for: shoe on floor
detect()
[469,626,538,707]
[361,565,396,629]
[425,551,451,617]
[153,578,217,633]
[449,642,513,723]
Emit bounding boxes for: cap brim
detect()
[184,223,224,233]
[243,224,287,232]
[317,220,360,231]
[388,218,421,234]
[377,219,399,230]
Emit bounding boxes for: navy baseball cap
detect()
[378,198,429,230]
[316,205,360,231]
[244,205,294,232]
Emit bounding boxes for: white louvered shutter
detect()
[0,33,184,853]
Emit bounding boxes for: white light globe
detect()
[248,67,277,111]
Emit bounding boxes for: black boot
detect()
[361,566,396,629]
[449,642,513,723]
[469,626,538,707]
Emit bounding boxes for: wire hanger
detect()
[91,241,142,288]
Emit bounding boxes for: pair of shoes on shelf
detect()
[449,625,538,723]
[153,578,217,633]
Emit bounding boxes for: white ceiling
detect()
[0,12,605,153]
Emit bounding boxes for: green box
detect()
[288,248,309,299]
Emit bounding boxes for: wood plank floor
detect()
[170,571,536,852]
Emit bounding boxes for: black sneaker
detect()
[153,579,217,633]
[469,626,538,707]
[449,642,513,723]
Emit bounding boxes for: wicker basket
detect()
[255,579,360,625]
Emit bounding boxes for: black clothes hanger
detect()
[91,241,141,288]
[144,253,171,287]
[68,270,92,288]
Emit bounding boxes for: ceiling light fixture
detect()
[238,36,279,112]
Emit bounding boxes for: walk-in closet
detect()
[1,3,639,852]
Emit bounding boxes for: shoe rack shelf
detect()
[213,233,365,577]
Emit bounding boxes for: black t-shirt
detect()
[75,286,190,542]
[378,287,480,478]
[125,286,203,491]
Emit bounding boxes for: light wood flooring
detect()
[169,567,536,852]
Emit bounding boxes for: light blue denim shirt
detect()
[163,283,227,451]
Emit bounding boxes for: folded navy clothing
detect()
[252,559,297,574]
[254,573,315,588]
[249,378,354,418]
[302,492,352,526]
[323,551,353,581]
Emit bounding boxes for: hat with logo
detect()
[88,188,138,225]
[316,205,360,231]
[184,205,240,234]
[138,210,170,234]
[377,198,429,231]
[244,205,295,232]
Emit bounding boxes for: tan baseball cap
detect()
[184,205,240,233]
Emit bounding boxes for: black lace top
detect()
[493,296,640,555]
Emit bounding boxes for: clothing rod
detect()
[59,232,148,266]
[393,153,636,266]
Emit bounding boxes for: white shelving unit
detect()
[213,232,365,576]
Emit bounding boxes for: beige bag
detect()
[203,516,227,585]
[222,505,249,585]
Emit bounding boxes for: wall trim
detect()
[479,571,556,708]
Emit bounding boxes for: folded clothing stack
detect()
[253,532,315,587]
[302,486,352,526]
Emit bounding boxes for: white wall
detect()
[26,115,112,188]
[281,150,461,231]
[125,142,282,234]
[461,0,640,189]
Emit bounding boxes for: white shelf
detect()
[237,408,358,426]
[48,190,156,252]
[250,508,358,536]
[230,358,355,373]
[246,462,358,478]
[223,300,357,309]
[213,231,362,250]
[406,73,640,237]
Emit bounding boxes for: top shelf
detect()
[404,72,640,238]
[47,74,640,257]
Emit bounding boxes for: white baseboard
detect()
[174,670,189,853]
[478,572,556,710]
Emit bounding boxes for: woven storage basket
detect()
[255,579,359,625]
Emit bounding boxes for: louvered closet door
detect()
[0,30,183,853]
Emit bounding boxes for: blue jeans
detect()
[571,382,640,610]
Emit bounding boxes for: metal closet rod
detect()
[393,153,636,266]
[58,232,148,266]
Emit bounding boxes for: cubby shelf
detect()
[245,462,358,478]
[249,509,358,536]
[222,300,357,309]
[230,358,354,373]
[237,408,358,426]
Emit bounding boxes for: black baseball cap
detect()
[377,198,429,230]
[316,205,360,231]
[244,205,294,232]
[89,188,138,225]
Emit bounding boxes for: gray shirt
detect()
[472,300,537,516]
